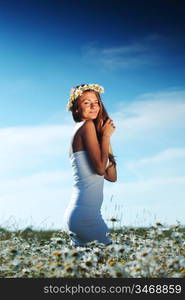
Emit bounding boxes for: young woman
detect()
[63,84,117,246]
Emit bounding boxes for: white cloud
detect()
[126,148,185,168]
[0,170,72,192]
[0,170,73,229]
[83,35,169,69]
[112,90,185,141]
[0,124,73,176]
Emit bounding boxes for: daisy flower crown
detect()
[66,83,104,111]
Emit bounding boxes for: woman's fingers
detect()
[102,118,116,130]
[107,119,114,126]
[105,118,112,124]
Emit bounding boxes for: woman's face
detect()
[77,91,100,120]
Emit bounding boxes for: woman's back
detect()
[70,150,104,207]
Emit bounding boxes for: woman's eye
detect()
[84,102,99,105]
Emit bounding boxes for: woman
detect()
[64,84,117,247]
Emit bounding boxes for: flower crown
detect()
[66,83,104,111]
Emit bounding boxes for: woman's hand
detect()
[100,118,116,137]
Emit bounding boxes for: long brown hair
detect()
[71,85,117,168]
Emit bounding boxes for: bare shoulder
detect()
[80,119,98,144]
[80,119,96,136]
[81,119,95,132]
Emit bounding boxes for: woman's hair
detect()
[70,84,117,167]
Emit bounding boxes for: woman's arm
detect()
[81,119,110,175]
[104,143,117,182]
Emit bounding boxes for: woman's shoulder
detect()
[82,119,94,127]
[81,119,95,133]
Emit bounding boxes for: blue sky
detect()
[0,0,185,229]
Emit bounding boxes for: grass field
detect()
[0,222,185,278]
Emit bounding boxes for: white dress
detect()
[63,120,112,246]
